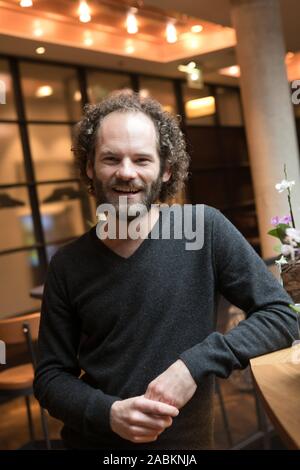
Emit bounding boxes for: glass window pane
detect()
[0,250,41,318]
[216,87,243,126]
[182,84,215,126]
[28,124,76,181]
[0,187,36,252]
[0,59,17,120]
[0,124,27,184]
[37,182,90,243]
[87,71,132,103]
[139,77,177,114]
[20,62,82,121]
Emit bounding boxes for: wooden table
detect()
[250,347,300,449]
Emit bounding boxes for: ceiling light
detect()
[178,62,203,89]
[190,70,200,81]
[74,91,82,102]
[166,21,177,44]
[83,31,94,46]
[36,47,45,55]
[125,45,135,54]
[78,1,91,23]
[126,8,138,34]
[33,20,43,37]
[185,96,215,119]
[35,85,53,98]
[286,51,295,61]
[125,39,135,54]
[139,89,150,99]
[178,61,196,73]
[191,25,203,33]
[219,65,240,77]
[20,0,33,7]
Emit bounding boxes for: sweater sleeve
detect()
[179,208,298,384]
[33,254,120,438]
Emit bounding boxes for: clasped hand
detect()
[110,360,197,443]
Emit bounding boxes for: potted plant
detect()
[268,165,300,302]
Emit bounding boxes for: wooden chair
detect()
[0,312,51,449]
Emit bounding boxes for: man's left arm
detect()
[145,208,298,408]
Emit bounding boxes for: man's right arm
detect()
[33,255,178,442]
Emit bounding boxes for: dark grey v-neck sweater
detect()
[33,205,297,450]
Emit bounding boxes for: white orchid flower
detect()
[275,255,288,266]
[275,179,295,193]
[281,243,295,258]
[286,228,300,243]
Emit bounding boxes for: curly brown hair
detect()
[72,89,190,202]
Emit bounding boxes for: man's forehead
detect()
[100,111,156,135]
[97,111,158,148]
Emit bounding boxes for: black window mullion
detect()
[75,66,94,229]
[10,58,48,278]
[130,73,140,93]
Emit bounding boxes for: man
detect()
[34,90,297,450]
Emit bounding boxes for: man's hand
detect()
[144,359,197,409]
[110,395,179,443]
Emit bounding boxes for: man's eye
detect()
[105,156,118,162]
[136,159,149,164]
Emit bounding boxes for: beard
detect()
[92,173,164,220]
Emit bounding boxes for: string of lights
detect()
[18,0,204,44]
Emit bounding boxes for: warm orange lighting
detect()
[126,8,138,34]
[191,24,203,33]
[20,0,32,7]
[125,44,135,54]
[83,31,94,46]
[35,85,53,98]
[185,96,215,118]
[35,47,45,55]
[166,21,177,43]
[33,20,43,37]
[139,89,150,98]
[78,1,91,23]
[219,65,241,77]
[286,51,295,61]
[74,91,82,102]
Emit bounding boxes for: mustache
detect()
[110,180,145,191]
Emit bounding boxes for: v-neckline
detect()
[90,209,163,263]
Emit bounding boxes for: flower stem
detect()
[284,164,296,228]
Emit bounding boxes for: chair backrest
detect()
[0,312,40,345]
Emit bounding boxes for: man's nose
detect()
[116,158,137,180]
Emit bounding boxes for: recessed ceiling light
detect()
[166,21,177,44]
[126,8,138,34]
[83,32,94,46]
[78,1,91,23]
[36,47,45,55]
[286,51,294,61]
[219,65,240,77]
[125,45,135,54]
[33,20,43,37]
[191,25,203,33]
[20,0,33,7]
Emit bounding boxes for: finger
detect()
[131,411,172,430]
[130,425,161,437]
[130,432,160,443]
[137,397,179,417]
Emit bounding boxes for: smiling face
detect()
[86,111,171,216]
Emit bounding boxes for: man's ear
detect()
[162,163,172,183]
[86,159,93,180]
